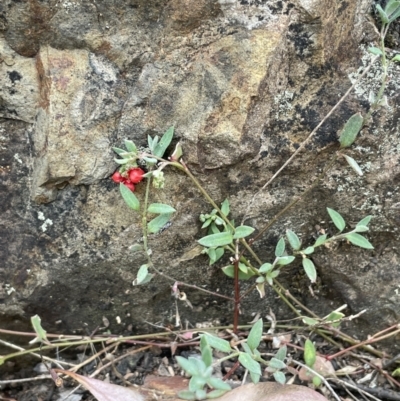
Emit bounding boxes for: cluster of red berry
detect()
[112,167,145,191]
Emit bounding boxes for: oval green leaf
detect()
[327,207,346,232]
[259,263,273,273]
[124,139,137,152]
[302,258,317,283]
[247,319,263,351]
[238,353,261,375]
[148,213,172,233]
[222,264,255,280]
[198,232,233,248]
[286,229,301,250]
[233,225,255,239]
[276,256,295,266]
[343,154,363,176]
[275,237,285,257]
[154,126,174,157]
[221,199,230,216]
[357,215,372,227]
[269,357,286,370]
[339,113,364,148]
[304,339,316,368]
[147,203,176,214]
[120,183,140,210]
[201,333,232,353]
[314,234,327,247]
[345,233,374,249]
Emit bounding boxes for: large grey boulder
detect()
[0,0,399,349]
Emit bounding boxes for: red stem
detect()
[233,259,240,334]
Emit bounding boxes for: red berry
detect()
[112,171,124,183]
[128,168,145,184]
[124,182,135,191]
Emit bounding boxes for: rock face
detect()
[0,0,399,349]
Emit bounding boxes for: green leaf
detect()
[222,265,255,280]
[343,154,363,176]
[207,389,231,399]
[386,0,400,21]
[124,139,137,152]
[247,319,263,351]
[275,346,287,361]
[312,376,322,387]
[266,270,280,285]
[112,146,128,156]
[195,389,207,400]
[147,203,176,214]
[238,262,248,273]
[201,333,232,353]
[177,390,196,400]
[275,237,285,257]
[345,233,374,249]
[143,157,157,164]
[129,244,143,253]
[302,317,319,326]
[206,378,231,391]
[250,371,260,384]
[339,113,364,148]
[221,199,230,216]
[154,126,174,157]
[269,357,286,370]
[325,311,345,328]
[392,54,400,62]
[256,282,266,298]
[368,46,384,56]
[238,353,261,375]
[314,234,327,247]
[170,142,183,161]
[392,367,400,377]
[137,264,149,284]
[198,232,233,248]
[376,4,389,23]
[133,272,153,285]
[120,183,140,211]
[353,225,369,233]
[302,258,317,283]
[259,263,273,273]
[286,229,301,250]
[241,342,252,355]
[29,315,48,344]
[176,356,204,376]
[327,207,346,232]
[276,256,295,266]
[233,225,255,239]
[200,337,213,368]
[273,371,286,384]
[357,215,372,227]
[148,213,173,233]
[304,339,316,368]
[302,246,314,255]
[114,158,128,165]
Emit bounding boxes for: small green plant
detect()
[176,319,288,400]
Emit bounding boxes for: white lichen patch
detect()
[218,0,277,30]
[13,153,23,164]
[40,219,53,232]
[274,90,294,118]
[349,45,400,106]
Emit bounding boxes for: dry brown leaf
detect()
[54,369,144,401]
[298,356,335,382]
[210,382,329,401]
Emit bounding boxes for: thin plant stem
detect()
[140,167,234,301]
[242,55,380,224]
[291,360,341,401]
